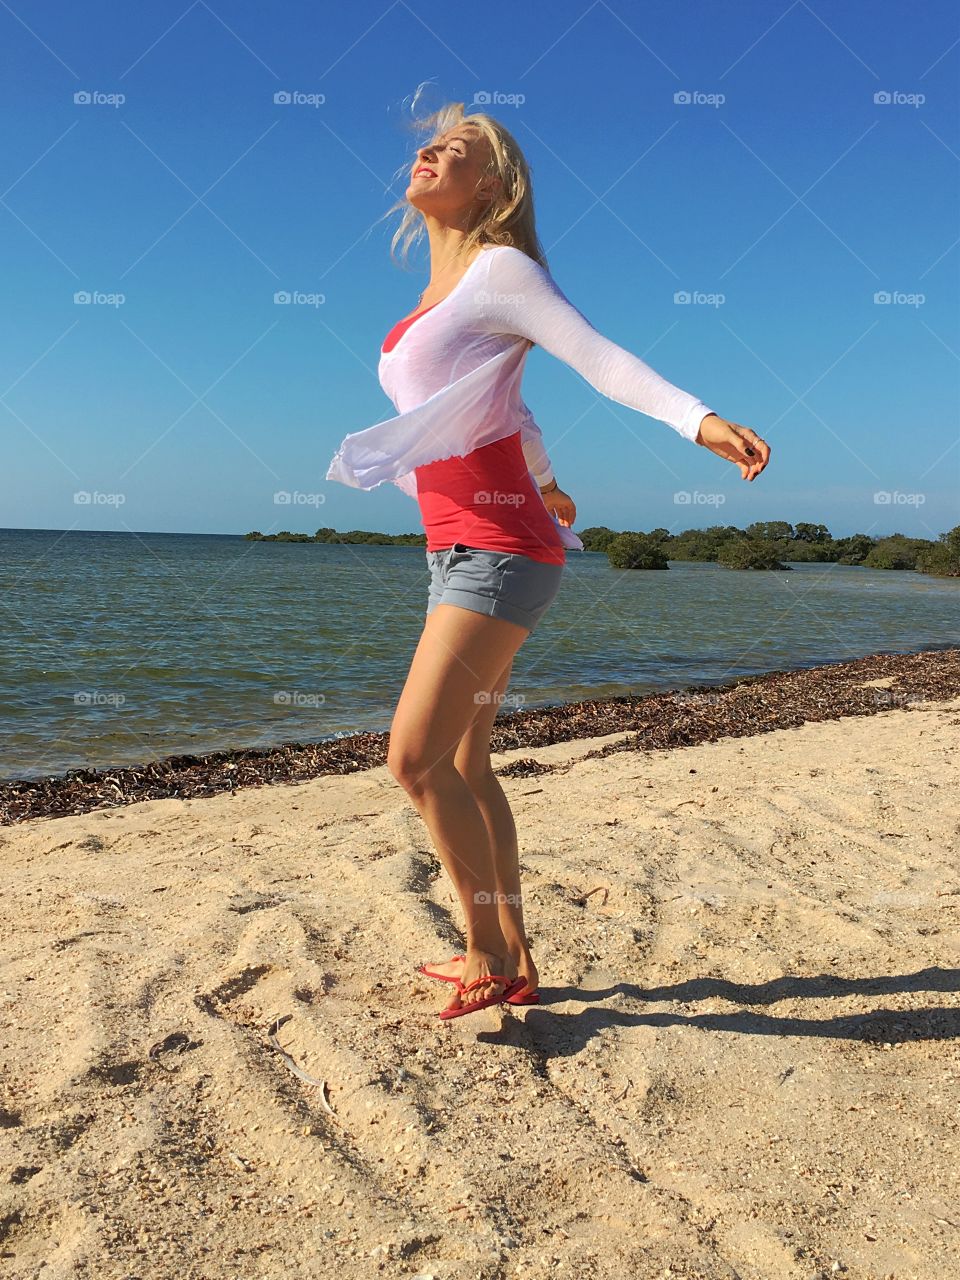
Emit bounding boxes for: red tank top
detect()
[382,307,566,566]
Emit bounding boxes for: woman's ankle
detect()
[501,935,533,965]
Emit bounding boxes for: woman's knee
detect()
[387,741,446,794]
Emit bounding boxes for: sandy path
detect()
[1,691,958,1280]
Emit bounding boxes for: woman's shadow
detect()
[490,966,960,1054]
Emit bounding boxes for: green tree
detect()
[747,520,794,541]
[786,541,834,562]
[607,532,670,570]
[669,525,744,561]
[833,533,875,565]
[579,526,619,552]
[916,525,960,577]
[717,537,791,570]
[794,522,830,543]
[863,534,932,570]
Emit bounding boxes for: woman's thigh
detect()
[388,606,528,782]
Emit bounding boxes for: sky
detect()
[2,0,958,543]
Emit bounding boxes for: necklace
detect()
[417,252,475,309]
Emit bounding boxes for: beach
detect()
[2,651,959,1279]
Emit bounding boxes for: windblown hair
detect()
[381,89,548,272]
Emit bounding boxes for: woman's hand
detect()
[539,480,577,527]
[695,414,770,482]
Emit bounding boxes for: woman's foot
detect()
[442,948,519,1013]
[425,948,539,998]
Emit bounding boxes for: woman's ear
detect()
[477,173,503,204]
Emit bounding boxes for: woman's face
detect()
[407,125,499,219]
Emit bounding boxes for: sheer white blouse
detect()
[325,245,715,552]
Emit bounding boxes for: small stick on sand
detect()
[266,1014,336,1116]
[570,885,609,908]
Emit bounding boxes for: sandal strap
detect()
[458,973,513,995]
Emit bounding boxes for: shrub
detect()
[832,534,874,565]
[607,532,670,570]
[862,534,932,570]
[579,526,619,553]
[717,537,791,570]
[916,525,960,577]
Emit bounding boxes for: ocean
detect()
[3,527,958,782]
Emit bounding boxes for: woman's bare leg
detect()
[425,656,539,995]
[387,603,531,1008]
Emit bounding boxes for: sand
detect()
[1,685,959,1280]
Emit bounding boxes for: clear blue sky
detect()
[2,1,957,543]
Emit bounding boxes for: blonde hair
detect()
[381,90,548,272]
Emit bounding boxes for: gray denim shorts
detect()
[425,542,564,633]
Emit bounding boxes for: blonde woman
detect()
[326,103,769,1019]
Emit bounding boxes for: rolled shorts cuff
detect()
[427,584,543,631]
[425,543,563,634]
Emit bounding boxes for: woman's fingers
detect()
[543,489,577,525]
[700,418,771,481]
[737,425,771,478]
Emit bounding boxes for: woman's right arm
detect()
[518,400,555,488]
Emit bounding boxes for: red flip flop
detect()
[438,974,528,1020]
[417,957,540,1005]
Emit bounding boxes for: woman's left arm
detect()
[480,247,741,449]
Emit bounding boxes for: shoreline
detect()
[3,644,959,826]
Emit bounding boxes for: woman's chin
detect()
[407,189,447,214]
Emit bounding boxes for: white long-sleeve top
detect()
[518,401,555,488]
[326,245,715,551]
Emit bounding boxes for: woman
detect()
[326,103,770,1019]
